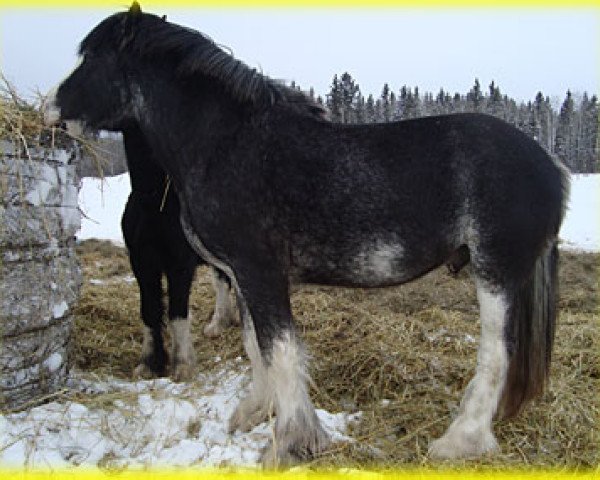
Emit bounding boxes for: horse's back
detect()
[271,113,567,287]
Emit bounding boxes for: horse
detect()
[119,124,237,381]
[44,3,570,466]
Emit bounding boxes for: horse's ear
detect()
[120,1,142,49]
[161,15,167,21]
[129,1,142,16]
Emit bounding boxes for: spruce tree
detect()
[487,81,504,118]
[533,92,553,152]
[467,78,483,112]
[579,93,599,172]
[397,85,410,120]
[338,72,360,123]
[355,93,366,124]
[365,94,376,123]
[381,83,392,122]
[326,74,342,123]
[555,90,576,170]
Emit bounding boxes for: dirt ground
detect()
[72,240,599,469]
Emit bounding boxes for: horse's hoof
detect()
[228,397,272,433]
[203,317,226,338]
[204,310,237,338]
[133,363,157,379]
[260,441,297,469]
[428,428,499,460]
[170,362,195,382]
[259,427,330,469]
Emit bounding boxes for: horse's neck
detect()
[130,76,246,192]
[122,127,166,194]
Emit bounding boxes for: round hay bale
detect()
[1,138,82,410]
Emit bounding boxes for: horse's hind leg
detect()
[429,278,508,459]
[227,263,329,467]
[204,268,238,337]
[165,263,197,381]
[131,256,168,378]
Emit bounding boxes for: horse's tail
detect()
[496,240,559,420]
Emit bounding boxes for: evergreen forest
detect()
[298,75,598,174]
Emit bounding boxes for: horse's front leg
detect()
[227,294,274,433]
[227,261,329,467]
[204,267,238,337]
[165,263,197,382]
[123,201,168,379]
[132,267,168,378]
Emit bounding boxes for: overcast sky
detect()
[1,6,598,105]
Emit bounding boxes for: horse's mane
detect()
[79,10,329,121]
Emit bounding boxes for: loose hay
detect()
[0,74,111,177]
[72,240,599,469]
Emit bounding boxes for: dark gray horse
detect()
[44,3,569,466]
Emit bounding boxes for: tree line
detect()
[295,75,598,174]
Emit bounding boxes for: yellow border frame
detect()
[1,1,598,478]
[0,0,598,8]
[1,469,599,479]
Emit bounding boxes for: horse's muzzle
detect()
[42,86,85,137]
[42,86,61,126]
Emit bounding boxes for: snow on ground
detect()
[1,172,596,470]
[77,174,130,244]
[0,361,359,469]
[559,174,599,252]
[76,172,600,252]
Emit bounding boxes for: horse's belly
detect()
[291,239,425,287]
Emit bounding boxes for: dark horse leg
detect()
[223,251,329,467]
[120,123,237,381]
[123,198,168,378]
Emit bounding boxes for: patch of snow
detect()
[43,353,63,373]
[77,174,130,244]
[560,174,600,252]
[88,275,135,286]
[0,365,359,470]
[52,301,68,319]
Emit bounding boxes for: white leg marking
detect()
[133,326,155,379]
[180,214,328,462]
[429,283,508,459]
[228,319,274,433]
[268,331,312,425]
[204,269,237,337]
[261,331,329,467]
[169,317,196,382]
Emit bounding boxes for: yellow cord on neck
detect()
[159,176,171,212]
